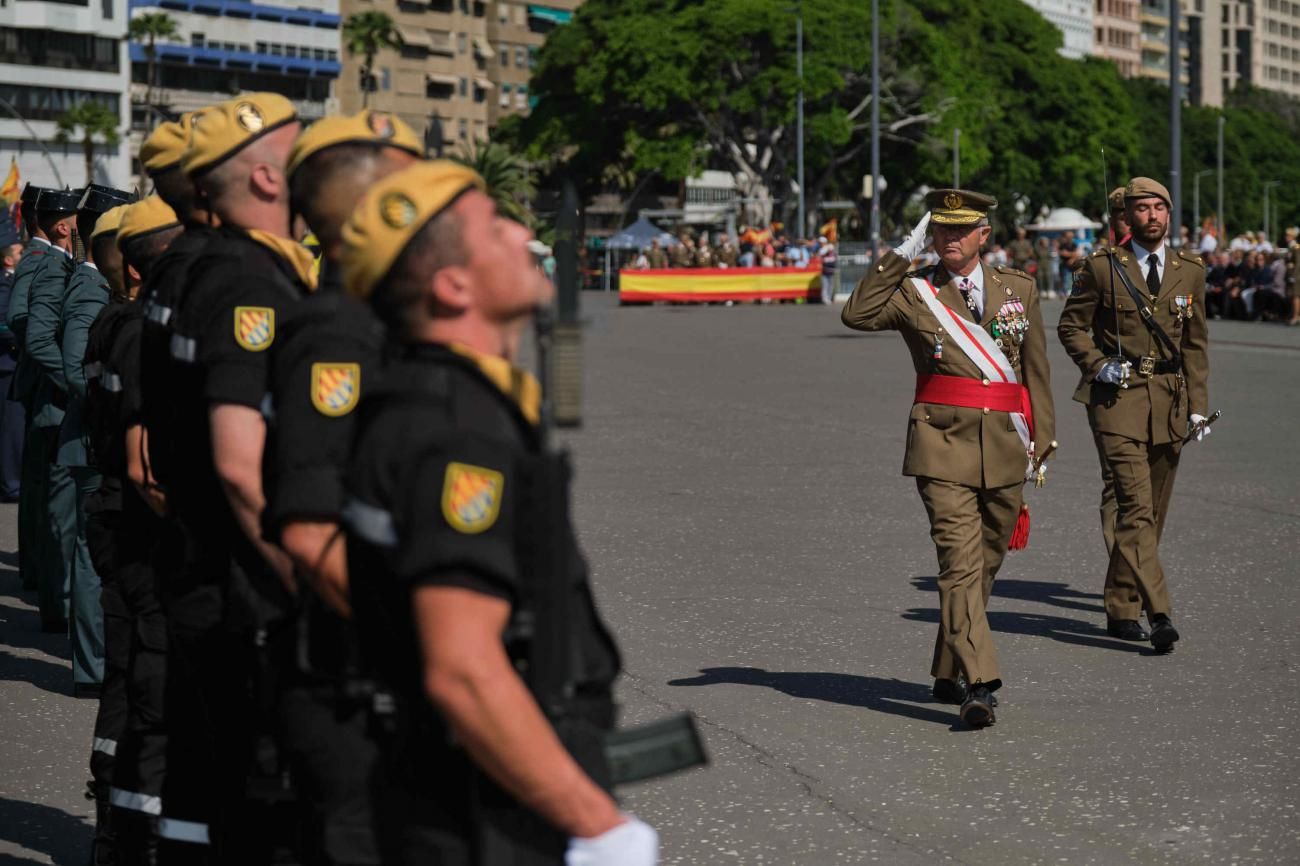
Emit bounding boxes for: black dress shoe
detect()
[960,686,996,728]
[932,676,968,705]
[41,619,68,634]
[74,683,103,699]
[1149,615,1180,653]
[1107,619,1150,641]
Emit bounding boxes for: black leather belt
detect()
[1130,355,1180,376]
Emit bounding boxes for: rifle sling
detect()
[1105,254,1182,366]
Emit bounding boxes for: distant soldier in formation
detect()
[842,189,1055,728]
[1285,227,1299,327]
[1058,176,1211,652]
[646,238,669,269]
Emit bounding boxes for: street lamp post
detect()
[869,0,880,262]
[1169,0,1182,247]
[1192,169,1213,247]
[953,128,961,188]
[1217,115,1225,247]
[796,5,805,240]
[1263,180,1280,244]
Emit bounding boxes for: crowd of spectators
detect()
[1202,228,1298,323]
[630,225,838,274]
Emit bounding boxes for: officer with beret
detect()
[1059,176,1211,651]
[23,186,81,636]
[842,188,1055,727]
[90,196,184,863]
[150,92,305,862]
[0,216,25,503]
[339,161,656,864]
[8,182,54,590]
[262,110,422,866]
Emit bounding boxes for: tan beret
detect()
[1124,177,1172,207]
[140,113,195,176]
[1108,186,1126,212]
[181,93,298,178]
[90,204,130,241]
[926,188,997,226]
[116,195,181,246]
[340,160,485,301]
[287,110,423,178]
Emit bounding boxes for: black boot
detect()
[86,781,117,865]
[114,810,160,866]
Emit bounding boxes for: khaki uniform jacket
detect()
[842,251,1055,489]
[647,248,669,269]
[1286,241,1299,298]
[1058,242,1209,446]
[669,244,693,268]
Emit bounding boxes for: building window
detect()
[457,32,467,53]
[0,83,119,122]
[459,0,468,12]
[500,82,511,107]
[516,84,526,109]
[194,33,207,47]
[459,76,468,96]
[499,45,509,66]
[458,118,467,139]
[102,0,112,19]
[515,45,525,66]
[0,27,119,71]
[286,45,297,57]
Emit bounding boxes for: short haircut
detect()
[290,142,390,251]
[121,225,183,283]
[90,233,118,268]
[370,207,467,335]
[152,166,198,220]
[37,211,72,238]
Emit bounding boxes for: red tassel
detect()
[1008,504,1030,551]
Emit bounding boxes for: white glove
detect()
[567,817,658,866]
[892,212,931,262]
[1095,359,1127,384]
[1188,413,1212,443]
[1025,457,1043,483]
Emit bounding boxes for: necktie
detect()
[1146,253,1160,298]
[959,277,980,318]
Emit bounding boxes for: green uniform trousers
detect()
[915,477,1022,690]
[68,466,105,685]
[1091,428,1118,557]
[1099,432,1180,621]
[17,420,46,593]
[24,426,71,628]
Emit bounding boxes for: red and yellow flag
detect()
[0,158,19,207]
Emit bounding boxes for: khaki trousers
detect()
[915,477,1022,690]
[1098,432,1180,620]
[1091,428,1118,557]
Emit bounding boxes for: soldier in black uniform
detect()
[150,92,306,863]
[261,109,422,866]
[339,161,657,866]
[106,118,206,860]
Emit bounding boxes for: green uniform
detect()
[23,245,76,632]
[1058,242,1210,623]
[8,237,51,592]
[58,262,109,685]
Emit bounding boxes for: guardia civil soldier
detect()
[841,189,1055,727]
[0,219,25,503]
[1058,177,1211,652]
[8,182,52,591]
[56,185,134,695]
[63,200,130,864]
[262,110,421,866]
[339,161,656,864]
[152,93,305,862]
[23,187,80,637]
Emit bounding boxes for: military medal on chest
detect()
[1174,294,1193,321]
[932,326,945,362]
[991,298,1028,365]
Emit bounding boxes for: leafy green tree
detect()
[343,12,402,108]
[55,101,121,186]
[128,12,180,112]
[451,139,537,225]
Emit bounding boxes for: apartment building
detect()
[335,0,579,151]
[0,0,132,188]
[1247,0,1300,98]
[1024,0,1096,57]
[127,0,341,129]
[1095,0,1143,75]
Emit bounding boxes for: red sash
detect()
[913,374,1035,440]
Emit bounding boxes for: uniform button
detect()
[983,407,989,415]
[981,378,990,386]
[877,264,885,272]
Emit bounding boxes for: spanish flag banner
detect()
[0,158,19,207]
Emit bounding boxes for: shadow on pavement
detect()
[0,796,91,865]
[902,607,1151,654]
[911,576,1105,615]
[0,592,73,696]
[667,666,959,727]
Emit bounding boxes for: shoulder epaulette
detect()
[993,265,1032,282]
[1177,249,1205,268]
[904,265,937,280]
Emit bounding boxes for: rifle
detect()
[1101,149,1132,389]
[532,179,707,786]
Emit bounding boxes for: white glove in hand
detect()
[1188,413,1212,443]
[892,212,931,262]
[567,817,658,866]
[1095,359,1127,384]
[1025,457,1043,483]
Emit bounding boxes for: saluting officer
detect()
[153,93,306,862]
[1058,177,1211,652]
[842,189,1055,728]
[339,161,657,864]
[22,186,81,637]
[262,109,422,866]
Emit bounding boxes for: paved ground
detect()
[2,293,1298,864]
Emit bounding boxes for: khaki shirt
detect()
[1057,242,1210,445]
[841,251,1055,489]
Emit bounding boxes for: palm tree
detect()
[55,102,121,186]
[342,12,401,108]
[128,12,180,112]
[451,139,536,226]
